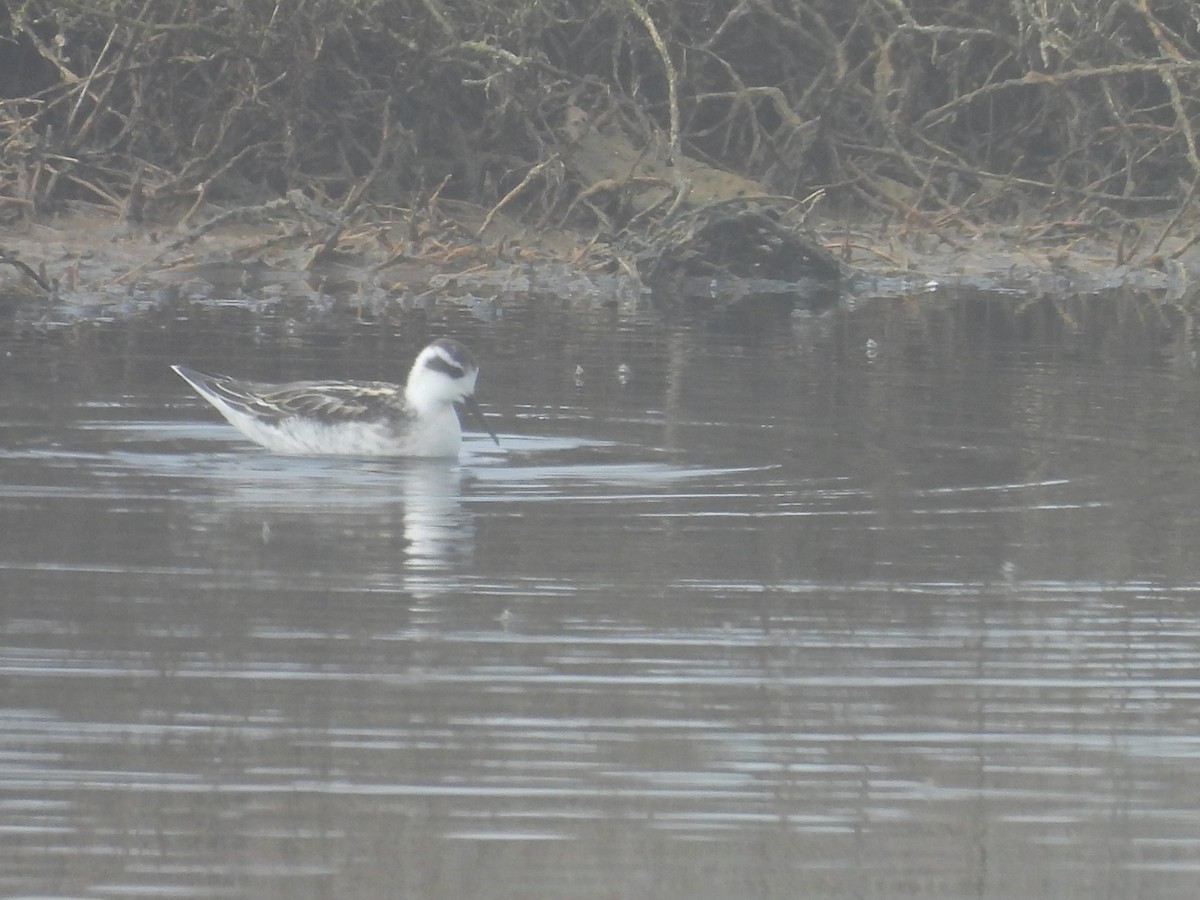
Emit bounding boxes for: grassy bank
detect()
[3,1,1199,279]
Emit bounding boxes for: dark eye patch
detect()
[425,354,465,378]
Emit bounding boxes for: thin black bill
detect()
[460,395,500,445]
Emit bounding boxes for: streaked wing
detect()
[214,378,403,424]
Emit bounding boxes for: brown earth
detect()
[1,196,1191,316]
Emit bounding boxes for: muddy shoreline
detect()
[2,204,1194,323]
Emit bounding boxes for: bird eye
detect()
[425,355,465,378]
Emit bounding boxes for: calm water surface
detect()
[2,290,1200,898]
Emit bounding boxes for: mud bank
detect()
[1,202,1196,330]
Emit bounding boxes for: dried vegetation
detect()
[3,0,1200,290]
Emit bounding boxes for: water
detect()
[2,289,1200,898]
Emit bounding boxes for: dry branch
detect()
[1,0,1199,270]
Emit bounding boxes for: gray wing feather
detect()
[175,366,404,424]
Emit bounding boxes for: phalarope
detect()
[172,338,499,457]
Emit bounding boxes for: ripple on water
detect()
[4,297,1200,898]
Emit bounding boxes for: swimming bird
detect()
[172,338,499,457]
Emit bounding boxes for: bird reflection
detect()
[172,453,474,599]
[397,460,472,577]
